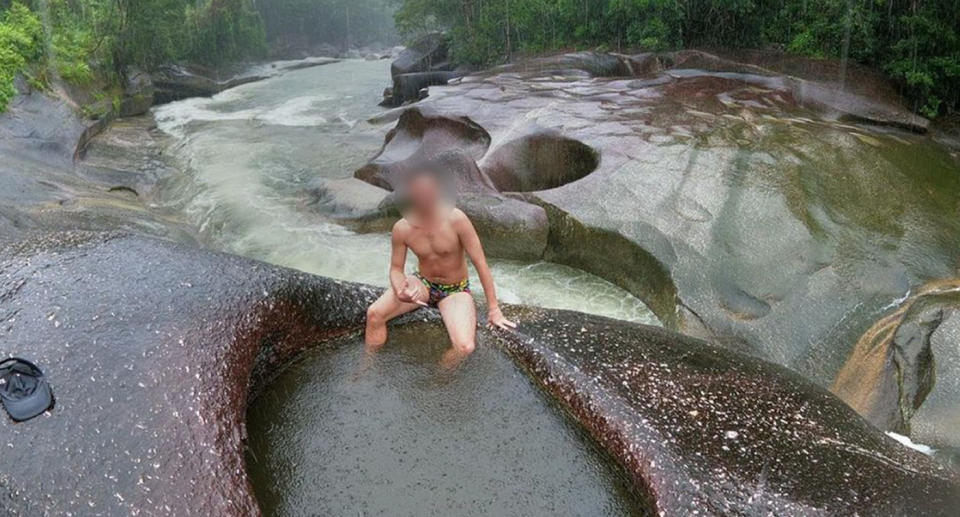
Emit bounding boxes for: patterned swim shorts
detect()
[415,272,471,308]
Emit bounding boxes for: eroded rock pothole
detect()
[245,323,646,516]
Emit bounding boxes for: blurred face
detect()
[407,172,441,212]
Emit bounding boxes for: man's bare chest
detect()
[406,225,462,259]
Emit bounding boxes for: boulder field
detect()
[354,50,960,419]
[1,231,957,515]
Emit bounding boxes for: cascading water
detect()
[152,59,660,324]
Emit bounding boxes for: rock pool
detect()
[246,323,645,516]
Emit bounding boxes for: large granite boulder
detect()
[0,231,378,515]
[355,110,549,260]
[390,32,450,78]
[119,68,156,117]
[388,70,463,106]
[493,305,960,514]
[2,231,956,515]
[383,33,455,106]
[151,58,340,104]
[490,51,632,78]
[833,279,960,450]
[356,107,491,190]
[359,50,960,393]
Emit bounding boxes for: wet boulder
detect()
[303,177,391,221]
[150,59,340,105]
[355,107,491,190]
[481,128,600,192]
[495,305,960,515]
[0,88,197,245]
[833,280,960,449]
[151,64,268,104]
[390,32,450,78]
[394,49,960,392]
[490,51,633,78]
[2,231,957,515]
[0,231,377,515]
[119,68,156,117]
[388,71,463,106]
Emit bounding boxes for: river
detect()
[152,59,658,324]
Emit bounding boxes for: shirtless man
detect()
[365,164,516,366]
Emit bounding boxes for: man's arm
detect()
[452,210,516,330]
[390,221,426,305]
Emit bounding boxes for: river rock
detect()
[304,177,391,220]
[833,280,960,449]
[369,49,960,391]
[151,58,340,105]
[0,231,378,515]
[356,107,491,190]
[359,141,549,260]
[119,68,155,117]
[3,230,956,515]
[494,305,960,515]
[390,32,450,79]
[490,51,632,78]
[0,86,199,244]
[389,71,463,106]
[151,64,269,104]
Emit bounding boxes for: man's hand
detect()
[487,306,517,330]
[396,275,429,306]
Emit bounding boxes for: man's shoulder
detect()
[392,218,412,235]
[448,208,469,224]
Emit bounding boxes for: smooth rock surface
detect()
[0,231,377,515]
[494,306,960,515]
[3,231,955,515]
[0,88,196,244]
[364,50,960,388]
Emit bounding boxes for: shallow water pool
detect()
[246,323,645,516]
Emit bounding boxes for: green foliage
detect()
[185,0,266,65]
[396,0,960,117]
[0,2,43,111]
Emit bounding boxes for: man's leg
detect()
[437,292,478,368]
[365,288,420,346]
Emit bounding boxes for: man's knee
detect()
[452,337,475,354]
[366,305,385,325]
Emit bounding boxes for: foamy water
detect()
[153,59,659,325]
